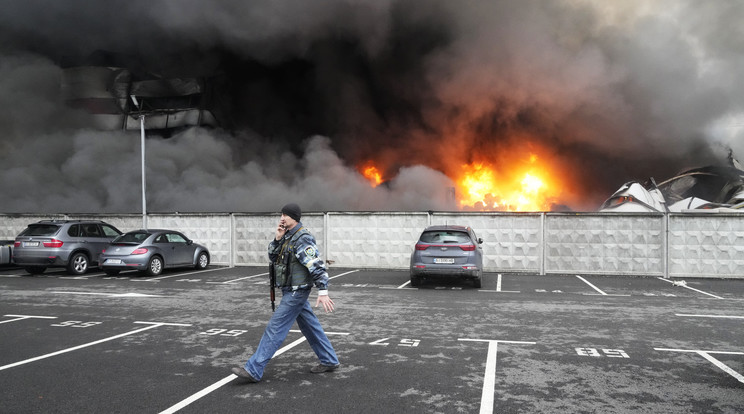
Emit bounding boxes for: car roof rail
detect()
[36,219,105,224]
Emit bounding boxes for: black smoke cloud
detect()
[1,0,743,213]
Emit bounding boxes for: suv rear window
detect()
[420,231,471,244]
[101,225,121,237]
[19,225,61,237]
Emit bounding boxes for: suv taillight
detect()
[14,241,20,247]
[43,239,63,248]
[415,243,429,250]
[459,244,476,251]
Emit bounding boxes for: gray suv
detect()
[410,225,484,288]
[13,220,123,275]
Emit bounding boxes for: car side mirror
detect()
[478,238,483,244]
[187,240,193,245]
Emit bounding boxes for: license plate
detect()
[434,258,455,264]
[23,241,39,247]
[106,259,122,265]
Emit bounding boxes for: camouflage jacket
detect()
[268,222,329,291]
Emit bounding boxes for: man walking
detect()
[232,203,340,382]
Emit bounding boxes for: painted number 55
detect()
[199,328,247,337]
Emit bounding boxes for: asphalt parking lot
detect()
[1,265,742,413]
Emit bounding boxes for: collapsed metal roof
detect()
[600,155,744,213]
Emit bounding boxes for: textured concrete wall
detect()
[545,214,665,276]
[1,212,742,278]
[668,215,744,278]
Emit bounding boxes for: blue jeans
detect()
[244,287,339,380]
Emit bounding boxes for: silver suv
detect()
[13,220,123,275]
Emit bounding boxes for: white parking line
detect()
[1,314,57,324]
[655,348,744,383]
[459,339,536,414]
[496,274,502,291]
[160,330,350,414]
[207,269,356,285]
[397,280,411,289]
[699,352,744,383]
[328,270,359,280]
[675,314,744,319]
[576,275,607,295]
[140,267,225,281]
[59,271,106,279]
[159,337,307,414]
[657,278,724,299]
[0,321,190,371]
[206,272,268,284]
[51,291,163,298]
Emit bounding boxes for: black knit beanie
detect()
[281,203,302,222]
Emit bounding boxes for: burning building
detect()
[61,65,218,132]
[1,1,743,214]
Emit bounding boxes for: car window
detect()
[420,231,471,244]
[154,234,168,243]
[101,224,121,237]
[117,232,150,243]
[166,233,188,243]
[68,224,81,237]
[82,224,102,237]
[20,224,61,237]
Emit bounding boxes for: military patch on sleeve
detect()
[304,246,317,258]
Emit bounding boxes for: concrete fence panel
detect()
[669,214,744,278]
[544,214,665,276]
[326,212,428,269]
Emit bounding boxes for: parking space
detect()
[1,265,742,412]
[2,265,740,301]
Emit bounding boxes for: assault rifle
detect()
[268,263,276,312]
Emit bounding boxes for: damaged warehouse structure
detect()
[600,154,744,213]
[61,65,219,132]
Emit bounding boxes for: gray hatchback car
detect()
[99,229,210,276]
[13,220,123,275]
[409,225,484,288]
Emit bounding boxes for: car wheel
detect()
[104,269,120,276]
[195,252,209,270]
[472,276,482,289]
[67,252,89,275]
[410,275,421,287]
[25,266,46,275]
[145,256,163,276]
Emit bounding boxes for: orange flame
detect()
[361,163,383,187]
[456,153,559,211]
[356,145,565,211]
